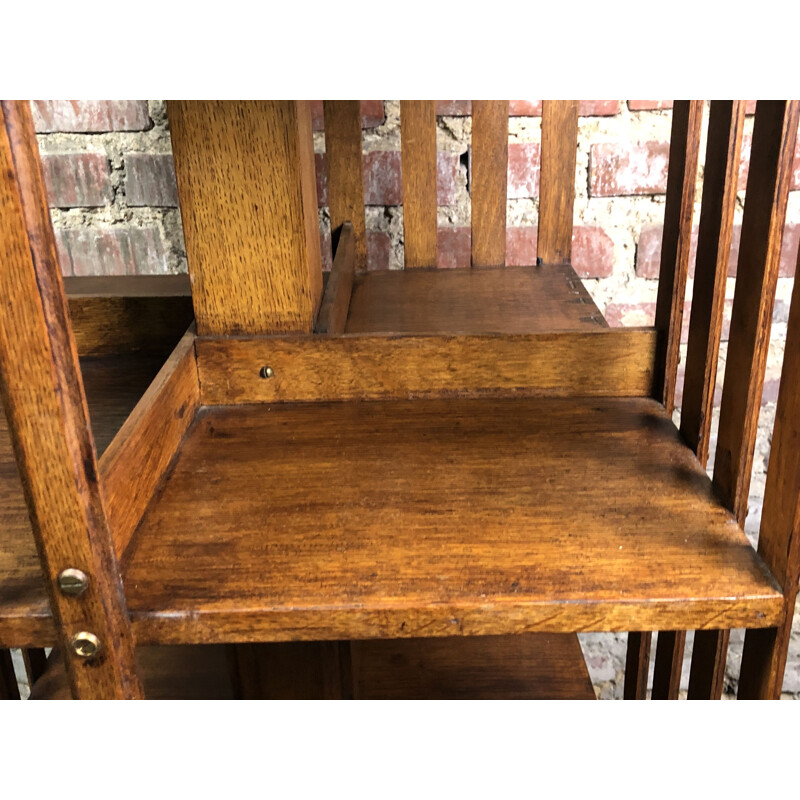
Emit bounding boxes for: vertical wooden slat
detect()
[323,101,367,271]
[689,100,800,700]
[168,101,322,335]
[652,101,746,701]
[626,101,703,699]
[400,101,438,268]
[471,100,508,267]
[22,647,48,687]
[538,101,579,265]
[738,247,800,698]
[315,222,356,334]
[624,632,651,700]
[0,650,20,699]
[0,101,142,699]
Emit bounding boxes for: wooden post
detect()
[0,101,142,699]
[168,101,323,335]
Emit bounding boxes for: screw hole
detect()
[259,366,275,379]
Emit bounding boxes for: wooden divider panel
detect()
[323,101,367,271]
[538,101,579,265]
[400,101,438,267]
[471,101,508,266]
[168,101,322,335]
[0,102,142,699]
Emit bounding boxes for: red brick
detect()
[126,153,178,207]
[316,151,458,207]
[437,101,471,116]
[745,101,758,115]
[628,100,673,111]
[572,226,615,278]
[439,100,620,118]
[738,134,800,191]
[579,100,620,116]
[310,101,384,132]
[507,142,540,198]
[505,226,537,266]
[605,301,656,329]
[55,227,168,276]
[40,153,112,208]
[31,101,150,132]
[590,141,670,196]
[509,100,541,116]
[437,227,471,268]
[320,229,391,271]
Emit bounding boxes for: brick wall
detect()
[31,99,800,698]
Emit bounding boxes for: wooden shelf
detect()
[122,396,782,644]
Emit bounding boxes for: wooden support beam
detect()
[471,101,508,266]
[538,101,579,265]
[0,101,142,699]
[323,101,367,271]
[690,100,800,700]
[400,101,438,268]
[168,101,322,335]
[315,223,356,335]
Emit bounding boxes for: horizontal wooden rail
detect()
[195,329,658,405]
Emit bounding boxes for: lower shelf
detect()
[123,396,783,644]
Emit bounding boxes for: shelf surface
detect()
[123,396,782,643]
[0,352,171,646]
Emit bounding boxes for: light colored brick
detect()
[32,100,150,132]
[56,227,168,276]
[507,142,540,199]
[40,153,112,208]
[310,101,384,131]
[126,153,178,207]
[738,133,800,192]
[590,141,670,196]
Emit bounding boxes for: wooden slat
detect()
[123,397,783,645]
[168,101,322,335]
[538,101,579,265]
[624,632,651,699]
[63,275,192,297]
[0,649,20,699]
[195,329,657,405]
[0,101,142,699]
[690,100,800,700]
[738,251,800,698]
[471,101,508,266]
[101,329,200,560]
[21,647,48,687]
[323,102,367,271]
[652,102,747,701]
[314,223,356,335]
[400,101,438,267]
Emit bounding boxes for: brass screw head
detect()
[259,366,275,379]
[57,568,89,597]
[70,631,102,660]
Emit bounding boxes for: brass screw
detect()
[259,366,275,379]
[57,568,89,597]
[70,631,102,660]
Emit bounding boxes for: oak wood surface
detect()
[323,102,367,271]
[122,397,781,645]
[315,223,355,335]
[0,101,141,698]
[538,101,579,265]
[196,329,656,405]
[168,101,322,335]
[345,264,607,334]
[471,101,508,266]
[400,101,438,267]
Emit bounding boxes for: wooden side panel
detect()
[196,329,657,405]
[538,101,579,265]
[471,101,508,266]
[400,101,438,267]
[100,329,200,560]
[690,100,800,700]
[0,101,141,699]
[315,223,355,335]
[168,101,322,335]
[323,101,367,271]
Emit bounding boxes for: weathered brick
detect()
[628,100,673,111]
[590,141,670,196]
[32,101,150,132]
[56,227,168,276]
[437,227,471,268]
[505,226,537,266]
[437,101,471,116]
[126,153,178,207]
[505,226,615,277]
[40,153,112,208]
[507,142,540,198]
[320,229,391,271]
[315,151,457,207]
[310,101,384,131]
[738,133,800,192]
[579,100,620,116]
[509,100,541,116]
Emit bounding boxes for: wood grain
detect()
[323,102,367,271]
[651,630,686,699]
[168,101,322,335]
[315,223,355,335]
[691,100,800,700]
[101,329,200,560]
[400,101,438,267]
[0,101,141,698]
[345,263,607,334]
[195,329,657,405]
[538,101,579,265]
[624,632,651,699]
[123,397,782,645]
[471,101,508,266]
